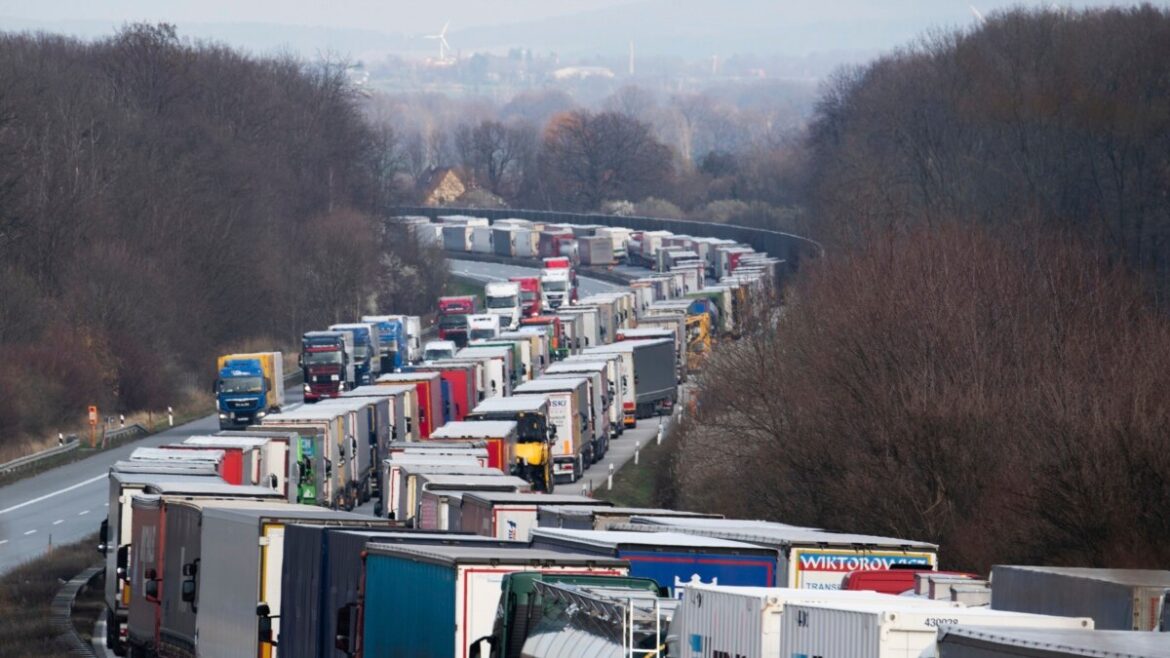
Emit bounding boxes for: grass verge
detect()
[597,431,673,508]
[0,533,102,656]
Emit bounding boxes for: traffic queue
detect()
[98,213,780,657]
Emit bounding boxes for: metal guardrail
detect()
[50,564,103,657]
[0,439,80,474]
[103,423,148,446]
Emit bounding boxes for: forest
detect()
[0,25,444,444]
[663,5,1170,570]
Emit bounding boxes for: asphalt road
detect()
[1,260,642,575]
[0,389,304,573]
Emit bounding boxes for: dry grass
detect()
[0,534,101,656]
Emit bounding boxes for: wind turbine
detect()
[969,5,986,24]
[425,21,452,60]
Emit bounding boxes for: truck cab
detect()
[484,281,522,330]
[539,268,572,310]
[361,315,407,373]
[215,352,284,430]
[466,395,557,493]
[438,295,476,347]
[468,314,502,341]
[329,323,381,386]
[301,330,353,402]
[543,256,579,304]
[423,340,458,363]
[508,276,543,317]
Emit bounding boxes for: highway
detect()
[0,259,636,574]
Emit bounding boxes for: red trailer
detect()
[411,363,476,423]
[162,443,250,485]
[375,372,444,438]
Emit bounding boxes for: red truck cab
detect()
[509,276,543,317]
[437,295,476,347]
[841,569,978,594]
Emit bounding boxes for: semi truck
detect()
[484,281,522,331]
[329,323,381,386]
[361,315,407,372]
[468,313,501,340]
[539,267,572,310]
[512,378,590,482]
[465,395,556,493]
[989,565,1170,631]
[438,295,476,347]
[215,352,284,430]
[460,492,605,541]
[301,330,355,402]
[531,528,778,595]
[339,544,628,658]
[508,276,543,317]
[582,338,677,421]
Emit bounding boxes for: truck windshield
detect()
[424,348,453,361]
[470,329,496,340]
[303,350,343,365]
[542,280,568,291]
[520,290,537,302]
[516,415,547,442]
[486,295,518,309]
[354,345,369,359]
[220,377,263,394]
[439,315,469,329]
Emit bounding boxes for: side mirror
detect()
[212,378,220,395]
[144,568,157,580]
[145,579,159,599]
[549,424,558,438]
[98,519,109,554]
[181,579,197,603]
[116,545,129,573]
[298,353,304,367]
[258,605,273,644]
[335,602,358,656]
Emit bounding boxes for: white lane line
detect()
[0,473,106,515]
[78,510,90,516]
[0,539,8,545]
[23,529,36,536]
[53,519,63,525]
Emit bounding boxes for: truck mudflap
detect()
[553,458,578,483]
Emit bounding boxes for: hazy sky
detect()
[0,0,638,34]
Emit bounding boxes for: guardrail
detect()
[50,564,102,657]
[392,206,824,270]
[0,439,80,475]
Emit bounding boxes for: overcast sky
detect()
[0,0,639,34]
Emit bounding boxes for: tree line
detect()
[663,6,1170,571]
[0,25,445,441]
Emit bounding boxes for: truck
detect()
[989,566,1170,631]
[513,378,590,482]
[484,281,522,331]
[438,295,477,347]
[578,235,615,266]
[410,362,477,423]
[456,346,514,398]
[340,544,629,658]
[361,315,407,372]
[780,601,1093,658]
[386,462,503,522]
[423,340,458,362]
[554,306,601,349]
[509,276,543,317]
[560,355,626,437]
[539,268,572,310]
[542,362,611,452]
[375,372,444,439]
[153,501,370,658]
[937,626,1170,658]
[429,420,519,472]
[259,408,351,509]
[329,323,381,386]
[618,516,939,590]
[465,395,556,493]
[469,572,665,658]
[100,468,227,655]
[215,352,285,430]
[468,313,501,340]
[460,492,606,541]
[582,339,676,421]
[181,435,285,492]
[531,529,778,595]
[520,316,567,360]
[280,527,516,658]
[301,330,355,402]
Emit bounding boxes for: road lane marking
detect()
[23,529,36,535]
[0,474,106,516]
[0,540,8,545]
[53,519,63,525]
[78,510,90,516]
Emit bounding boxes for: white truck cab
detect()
[422,340,457,363]
[540,268,571,310]
[484,281,522,331]
[468,314,502,341]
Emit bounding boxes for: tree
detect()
[539,110,674,210]
[455,119,536,198]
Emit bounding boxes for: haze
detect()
[5,0,1165,61]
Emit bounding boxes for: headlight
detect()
[331,374,340,381]
[304,384,311,393]
[255,411,267,418]
[218,413,228,419]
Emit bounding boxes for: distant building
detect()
[552,66,615,81]
[419,167,466,206]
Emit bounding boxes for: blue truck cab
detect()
[362,315,408,373]
[215,352,283,430]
